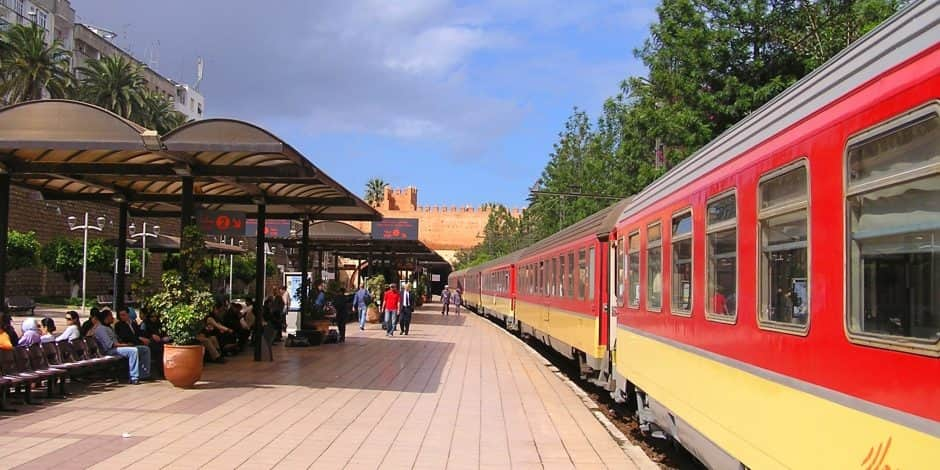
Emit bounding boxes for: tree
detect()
[6,230,40,272]
[136,89,187,133]
[76,55,145,119]
[40,237,141,296]
[0,23,72,103]
[364,178,389,206]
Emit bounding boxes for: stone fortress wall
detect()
[352,187,523,263]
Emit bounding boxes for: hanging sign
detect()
[245,219,291,238]
[371,218,419,240]
[197,210,245,236]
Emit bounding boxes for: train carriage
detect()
[607,2,940,468]
[475,254,518,326]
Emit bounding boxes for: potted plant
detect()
[145,271,213,387]
[144,226,214,388]
[364,275,386,323]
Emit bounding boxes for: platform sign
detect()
[245,219,291,238]
[431,274,441,282]
[197,210,245,236]
[372,218,418,240]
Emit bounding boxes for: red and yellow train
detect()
[450,2,939,468]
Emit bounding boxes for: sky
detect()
[72,0,657,208]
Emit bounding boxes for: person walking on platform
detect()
[383,284,400,337]
[441,286,451,316]
[452,287,462,315]
[353,285,371,331]
[399,284,415,335]
[333,287,350,343]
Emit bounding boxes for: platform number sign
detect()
[197,210,245,236]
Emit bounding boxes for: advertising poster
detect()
[283,272,308,312]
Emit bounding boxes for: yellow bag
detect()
[0,330,13,350]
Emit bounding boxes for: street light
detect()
[67,213,107,314]
[263,242,275,295]
[128,222,159,279]
[220,236,241,301]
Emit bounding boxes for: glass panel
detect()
[849,114,939,186]
[567,253,575,298]
[672,237,692,312]
[552,259,558,297]
[559,256,566,297]
[849,175,940,341]
[707,228,737,316]
[616,238,625,306]
[760,166,808,210]
[647,244,662,310]
[672,212,692,237]
[761,210,809,325]
[708,194,736,225]
[648,224,661,243]
[589,247,595,301]
[628,233,640,307]
[578,250,586,300]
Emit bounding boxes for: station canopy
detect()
[0,100,380,221]
[271,221,450,267]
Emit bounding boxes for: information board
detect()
[245,219,291,238]
[197,210,245,236]
[371,218,419,240]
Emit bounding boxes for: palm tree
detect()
[364,178,389,207]
[0,23,73,103]
[76,55,145,119]
[136,89,187,133]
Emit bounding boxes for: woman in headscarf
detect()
[18,318,42,347]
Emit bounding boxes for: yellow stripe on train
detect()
[515,300,604,360]
[615,328,940,469]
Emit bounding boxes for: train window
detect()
[647,223,663,311]
[671,211,693,315]
[559,255,566,297]
[567,252,575,299]
[615,237,625,307]
[846,108,940,354]
[628,232,640,307]
[759,164,809,333]
[706,192,737,322]
[588,247,596,301]
[578,250,587,300]
[543,261,550,296]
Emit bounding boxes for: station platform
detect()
[0,304,645,469]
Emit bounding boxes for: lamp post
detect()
[67,213,106,314]
[263,242,275,295]
[220,236,242,301]
[128,222,159,279]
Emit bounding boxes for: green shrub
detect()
[144,270,213,345]
[6,230,40,272]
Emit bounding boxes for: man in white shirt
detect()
[399,284,415,335]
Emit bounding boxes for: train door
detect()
[607,236,619,358]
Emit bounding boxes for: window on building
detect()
[15,0,23,17]
[672,211,693,314]
[588,247,595,301]
[615,238,625,306]
[647,223,663,310]
[707,193,737,320]
[36,9,47,29]
[628,232,640,307]
[847,109,940,351]
[567,252,575,298]
[759,164,809,330]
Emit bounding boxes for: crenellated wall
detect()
[356,187,523,258]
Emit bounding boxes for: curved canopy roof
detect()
[0,100,380,221]
[271,221,450,266]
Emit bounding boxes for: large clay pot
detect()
[163,344,205,388]
[366,305,381,323]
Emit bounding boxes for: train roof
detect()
[615,0,939,225]
[518,197,633,260]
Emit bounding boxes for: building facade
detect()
[0,0,75,51]
[73,23,204,121]
[352,187,523,265]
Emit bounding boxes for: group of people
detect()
[440,285,462,316]
[377,283,418,337]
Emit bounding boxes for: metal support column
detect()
[179,176,194,277]
[0,174,9,311]
[113,203,128,312]
[253,204,266,361]
[318,250,324,281]
[299,218,309,315]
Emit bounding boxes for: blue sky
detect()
[73,0,657,208]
